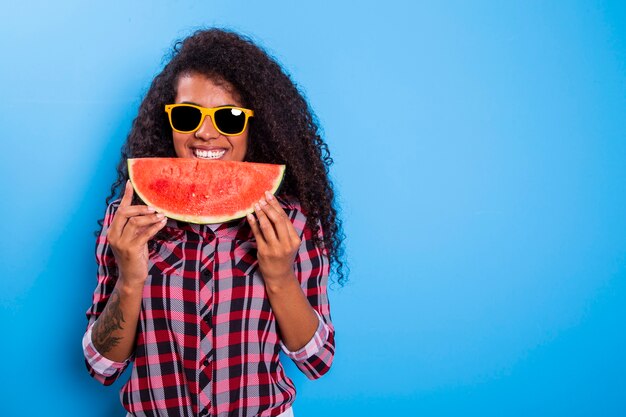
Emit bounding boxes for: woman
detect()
[82,28,345,417]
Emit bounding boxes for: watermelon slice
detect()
[127,158,285,224]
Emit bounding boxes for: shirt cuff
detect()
[279,309,329,361]
[82,322,133,376]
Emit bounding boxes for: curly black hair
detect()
[95,28,347,287]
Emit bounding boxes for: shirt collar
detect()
[171,216,253,242]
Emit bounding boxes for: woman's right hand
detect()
[107,180,168,287]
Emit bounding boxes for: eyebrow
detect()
[180,101,239,108]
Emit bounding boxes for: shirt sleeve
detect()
[83,322,134,383]
[278,210,336,380]
[82,199,134,386]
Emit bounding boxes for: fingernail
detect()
[255,203,261,211]
[265,191,274,201]
[156,213,165,219]
[246,213,254,221]
[260,199,267,207]
[147,206,156,212]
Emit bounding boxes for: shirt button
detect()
[200,409,208,416]
[203,359,209,366]
[203,270,212,278]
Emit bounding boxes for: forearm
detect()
[265,272,319,351]
[91,278,143,362]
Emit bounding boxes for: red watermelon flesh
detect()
[127,158,285,224]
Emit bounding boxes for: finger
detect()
[134,217,168,246]
[117,205,158,218]
[124,213,166,235]
[246,213,267,248]
[109,203,156,241]
[254,202,278,243]
[118,213,166,246]
[259,196,290,242]
[109,180,142,240]
[120,180,134,207]
[264,192,300,243]
[284,215,301,245]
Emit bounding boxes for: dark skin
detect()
[248,191,319,351]
[91,181,165,360]
[92,170,319,361]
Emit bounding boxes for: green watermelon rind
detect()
[127,158,286,224]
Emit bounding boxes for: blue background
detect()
[1,1,625,416]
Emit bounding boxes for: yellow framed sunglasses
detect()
[165,104,254,136]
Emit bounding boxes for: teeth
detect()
[194,148,226,159]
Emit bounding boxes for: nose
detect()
[194,115,220,140]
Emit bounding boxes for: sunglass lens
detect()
[171,106,202,132]
[214,108,246,135]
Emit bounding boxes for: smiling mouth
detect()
[193,148,227,159]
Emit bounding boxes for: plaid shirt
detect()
[82,196,335,417]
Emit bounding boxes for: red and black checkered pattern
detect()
[83,196,335,417]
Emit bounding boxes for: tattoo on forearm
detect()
[92,287,126,354]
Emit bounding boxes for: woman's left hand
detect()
[247,191,302,285]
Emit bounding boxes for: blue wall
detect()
[1,1,625,416]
